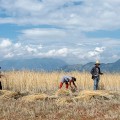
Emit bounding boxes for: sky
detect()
[0,0,120,64]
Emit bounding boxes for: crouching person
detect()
[59,76,77,90]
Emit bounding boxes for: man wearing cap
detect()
[59,76,77,90]
[90,61,103,90]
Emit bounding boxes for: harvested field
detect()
[0,71,120,120]
[0,89,119,120]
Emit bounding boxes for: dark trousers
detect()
[0,81,2,90]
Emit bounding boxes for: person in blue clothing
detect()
[59,76,77,89]
[90,60,103,90]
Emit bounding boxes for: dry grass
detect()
[74,90,120,101]
[0,71,120,120]
[0,89,119,120]
[56,97,74,106]
[21,93,48,103]
[55,89,73,97]
[0,90,19,99]
[1,71,120,93]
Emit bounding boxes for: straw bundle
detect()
[74,90,118,101]
[55,89,72,97]
[0,90,19,99]
[56,97,74,106]
[21,93,48,103]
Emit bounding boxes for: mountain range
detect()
[61,59,120,73]
[0,58,120,72]
[0,58,68,71]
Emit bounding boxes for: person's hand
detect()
[100,73,103,75]
[75,87,78,91]
[70,86,73,89]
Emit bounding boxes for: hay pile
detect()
[55,89,72,97]
[21,93,48,103]
[74,90,120,101]
[0,90,19,99]
[56,97,74,106]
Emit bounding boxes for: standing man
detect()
[90,61,103,90]
[59,76,77,90]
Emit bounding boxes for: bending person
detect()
[59,76,77,90]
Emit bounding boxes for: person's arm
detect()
[99,67,103,75]
[72,81,77,89]
[90,67,94,75]
[91,67,95,79]
[69,80,73,89]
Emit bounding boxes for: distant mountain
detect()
[60,64,83,72]
[61,59,120,73]
[0,58,68,71]
[0,58,120,72]
[100,59,120,72]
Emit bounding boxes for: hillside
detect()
[0,58,68,71]
[61,59,120,72]
[0,58,120,72]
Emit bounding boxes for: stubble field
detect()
[0,71,120,120]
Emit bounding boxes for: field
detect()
[0,71,120,120]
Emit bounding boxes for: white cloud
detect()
[0,0,43,16]
[44,48,69,57]
[0,39,12,48]
[0,0,120,31]
[95,47,105,53]
[4,53,14,58]
[1,35,119,64]
[0,0,120,64]
[14,43,21,48]
[0,37,43,59]
[21,28,66,39]
[25,45,37,53]
[88,47,105,58]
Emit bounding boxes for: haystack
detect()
[21,93,48,103]
[56,97,74,106]
[47,95,58,100]
[0,90,19,99]
[74,90,118,101]
[55,89,72,97]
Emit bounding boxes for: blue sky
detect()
[0,0,120,64]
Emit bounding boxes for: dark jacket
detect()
[90,66,102,79]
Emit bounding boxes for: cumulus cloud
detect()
[0,39,12,48]
[88,47,105,57]
[44,48,69,57]
[14,43,21,48]
[0,37,42,59]
[38,48,69,58]
[25,45,37,53]
[95,47,105,53]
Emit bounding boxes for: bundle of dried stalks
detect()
[74,90,119,101]
[21,93,48,103]
[56,97,74,106]
[0,90,19,99]
[55,89,72,97]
